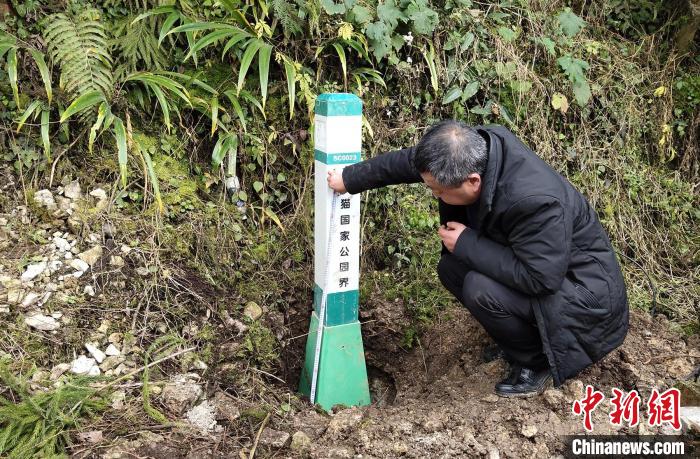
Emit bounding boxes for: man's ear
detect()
[467,173,481,188]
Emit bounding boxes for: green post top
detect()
[315,93,363,117]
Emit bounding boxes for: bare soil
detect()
[102,293,699,458]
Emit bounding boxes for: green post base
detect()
[299,312,371,411]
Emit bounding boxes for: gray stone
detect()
[544,389,566,408]
[70,355,100,376]
[259,428,290,448]
[69,258,89,272]
[90,188,107,200]
[212,392,240,423]
[20,292,41,308]
[521,424,538,438]
[243,301,263,321]
[21,262,47,282]
[34,190,57,210]
[680,406,700,433]
[50,363,71,380]
[290,431,311,451]
[25,313,60,331]
[327,407,363,436]
[6,280,24,304]
[185,400,221,432]
[110,256,125,268]
[55,196,73,214]
[46,260,62,273]
[78,246,103,267]
[100,355,125,371]
[64,180,82,199]
[53,236,72,252]
[105,344,120,356]
[161,375,203,415]
[85,343,106,363]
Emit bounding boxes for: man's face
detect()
[420,172,481,206]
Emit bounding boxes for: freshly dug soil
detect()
[281,297,700,458]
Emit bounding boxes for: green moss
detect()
[240,322,279,371]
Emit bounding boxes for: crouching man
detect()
[327,120,629,397]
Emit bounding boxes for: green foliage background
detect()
[0,2,698,448]
[2,0,699,329]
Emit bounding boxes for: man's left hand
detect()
[438,221,467,252]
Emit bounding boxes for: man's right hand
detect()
[327,169,347,194]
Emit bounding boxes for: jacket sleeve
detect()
[341,146,423,195]
[452,196,571,296]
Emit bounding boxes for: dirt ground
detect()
[95,292,699,459]
[288,298,700,458]
[1,169,697,458]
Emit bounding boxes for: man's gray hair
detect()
[412,120,488,188]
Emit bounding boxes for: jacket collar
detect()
[474,126,503,225]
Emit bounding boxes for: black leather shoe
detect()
[481,343,505,363]
[495,367,551,398]
[495,364,522,390]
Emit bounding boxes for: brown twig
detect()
[248,412,271,459]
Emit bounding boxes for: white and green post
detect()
[299,93,371,411]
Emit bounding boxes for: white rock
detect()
[21,262,47,282]
[109,256,125,268]
[50,363,71,380]
[50,312,62,319]
[37,292,52,307]
[85,343,106,363]
[47,260,62,273]
[69,259,89,272]
[21,292,41,308]
[0,304,9,314]
[45,283,59,292]
[78,246,103,267]
[105,344,120,356]
[521,424,538,438]
[681,406,700,433]
[185,400,221,432]
[70,355,99,375]
[55,196,73,214]
[63,180,82,199]
[53,237,72,252]
[25,313,60,331]
[84,285,95,297]
[73,270,84,278]
[90,188,107,200]
[112,390,126,410]
[33,190,57,210]
[120,245,132,255]
[64,252,73,259]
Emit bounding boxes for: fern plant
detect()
[1,31,54,159]
[43,9,114,98]
[0,359,109,458]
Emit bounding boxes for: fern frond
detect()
[270,0,304,37]
[113,15,167,79]
[43,10,114,99]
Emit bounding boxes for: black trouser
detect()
[437,254,548,370]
